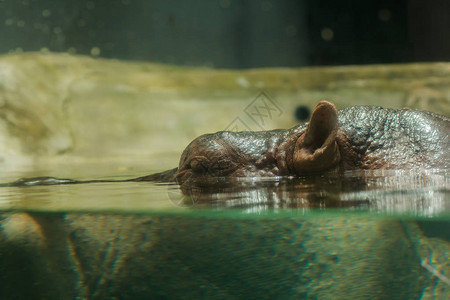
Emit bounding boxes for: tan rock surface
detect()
[0,52,448,167]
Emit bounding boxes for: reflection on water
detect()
[0,168,448,216]
[0,165,448,298]
[172,169,449,217]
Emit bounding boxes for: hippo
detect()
[3,101,449,187]
[173,101,449,184]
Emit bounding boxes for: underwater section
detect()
[0,211,448,299]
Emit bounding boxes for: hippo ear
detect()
[293,101,341,173]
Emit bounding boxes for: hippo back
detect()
[338,106,449,169]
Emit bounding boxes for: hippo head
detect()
[173,133,244,184]
[174,101,346,184]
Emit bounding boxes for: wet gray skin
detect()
[174,101,449,184]
[4,101,449,187]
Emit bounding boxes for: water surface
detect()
[0,160,447,217]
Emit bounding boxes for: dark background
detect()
[0,0,449,68]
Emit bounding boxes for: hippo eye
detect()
[189,159,208,174]
[211,159,233,171]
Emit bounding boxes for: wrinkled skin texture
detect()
[174,101,449,184]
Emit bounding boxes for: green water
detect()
[0,160,448,299]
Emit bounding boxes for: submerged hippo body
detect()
[174,101,449,184]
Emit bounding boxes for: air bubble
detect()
[90,47,101,56]
[42,9,51,17]
[321,27,334,41]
